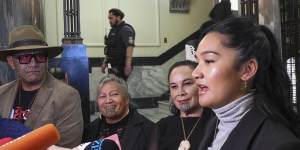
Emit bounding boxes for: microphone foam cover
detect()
[0,124,60,150]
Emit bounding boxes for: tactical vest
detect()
[106,22,135,64]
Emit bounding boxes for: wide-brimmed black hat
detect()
[0,25,63,61]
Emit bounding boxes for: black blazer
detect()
[198,107,300,150]
[83,108,156,150]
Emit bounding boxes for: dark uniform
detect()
[104,21,135,80]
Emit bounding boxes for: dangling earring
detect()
[240,80,256,93]
[240,80,249,93]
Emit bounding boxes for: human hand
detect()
[101,64,107,73]
[124,65,133,76]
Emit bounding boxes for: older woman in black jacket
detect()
[83,75,155,150]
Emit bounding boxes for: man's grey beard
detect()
[178,104,192,112]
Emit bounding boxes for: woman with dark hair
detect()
[157,60,213,150]
[193,17,300,150]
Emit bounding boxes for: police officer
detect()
[102,8,135,80]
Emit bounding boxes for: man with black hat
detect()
[0,25,83,148]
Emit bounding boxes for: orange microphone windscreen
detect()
[0,124,60,150]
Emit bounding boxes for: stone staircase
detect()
[138,100,171,122]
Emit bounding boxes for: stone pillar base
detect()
[62,37,83,44]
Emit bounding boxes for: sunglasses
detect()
[13,53,48,64]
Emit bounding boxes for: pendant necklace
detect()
[178,117,201,150]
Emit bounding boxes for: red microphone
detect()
[0,124,60,150]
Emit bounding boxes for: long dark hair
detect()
[203,17,296,128]
[168,60,197,115]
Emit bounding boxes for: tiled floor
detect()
[90,101,171,123]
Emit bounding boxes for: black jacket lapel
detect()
[221,107,267,150]
[122,110,143,150]
[197,115,218,150]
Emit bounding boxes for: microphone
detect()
[0,124,60,150]
[0,137,13,146]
